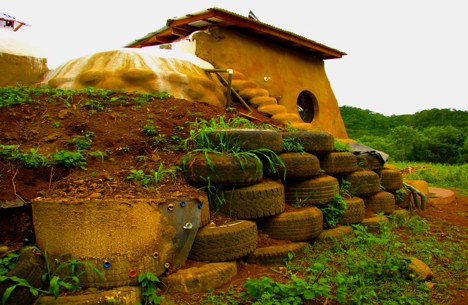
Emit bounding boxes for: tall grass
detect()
[389,161,468,194]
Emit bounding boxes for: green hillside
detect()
[339,106,467,164]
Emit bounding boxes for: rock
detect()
[408,257,433,281]
[43,132,61,142]
[89,192,102,199]
[57,109,73,119]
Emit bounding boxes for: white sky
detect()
[2,0,467,116]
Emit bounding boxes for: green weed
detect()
[87,150,107,161]
[389,161,468,193]
[0,253,19,276]
[318,193,348,228]
[334,139,351,152]
[138,272,164,304]
[69,131,95,150]
[0,275,43,304]
[1,248,103,303]
[50,150,87,169]
[126,164,178,187]
[282,137,305,152]
[15,148,49,168]
[143,120,160,136]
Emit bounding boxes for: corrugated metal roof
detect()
[125,7,346,60]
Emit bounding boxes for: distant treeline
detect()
[340,106,467,164]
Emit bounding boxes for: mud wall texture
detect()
[42,50,226,108]
[193,27,348,138]
[0,53,48,87]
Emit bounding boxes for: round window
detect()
[297,91,318,123]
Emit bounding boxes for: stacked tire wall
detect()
[180,129,405,267]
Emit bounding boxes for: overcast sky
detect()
[2,0,467,116]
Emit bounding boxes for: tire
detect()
[0,249,45,305]
[378,169,403,191]
[342,170,380,197]
[219,180,285,219]
[395,189,411,208]
[320,152,358,175]
[339,197,365,225]
[32,199,178,288]
[161,262,237,293]
[364,191,395,215]
[181,152,263,187]
[317,226,354,242]
[361,215,389,233]
[188,220,258,262]
[35,287,141,304]
[356,153,384,170]
[285,174,339,206]
[198,193,211,227]
[282,131,334,155]
[258,206,323,241]
[246,242,309,265]
[265,152,321,181]
[206,129,283,153]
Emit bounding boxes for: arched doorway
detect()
[297,90,318,123]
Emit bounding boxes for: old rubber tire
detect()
[206,129,283,153]
[0,249,45,305]
[246,242,309,265]
[188,220,257,262]
[219,180,285,219]
[320,152,358,175]
[339,197,365,225]
[317,226,354,242]
[343,170,380,197]
[266,152,321,181]
[198,193,211,227]
[161,262,237,293]
[361,215,389,233]
[258,206,323,241]
[284,174,339,206]
[181,152,263,187]
[356,153,384,170]
[378,169,403,191]
[282,131,335,155]
[364,191,396,215]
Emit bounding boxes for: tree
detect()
[389,126,424,161]
[422,126,465,164]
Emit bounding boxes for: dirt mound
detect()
[0,90,282,247]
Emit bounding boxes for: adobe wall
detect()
[0,53,48,87]
[192,27,348,138]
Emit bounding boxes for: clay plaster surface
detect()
[193,27,348,138]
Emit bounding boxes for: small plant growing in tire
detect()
[138,272,164,304]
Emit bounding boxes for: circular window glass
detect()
[297,91,317,123]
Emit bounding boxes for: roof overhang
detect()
[125,8,346,60]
